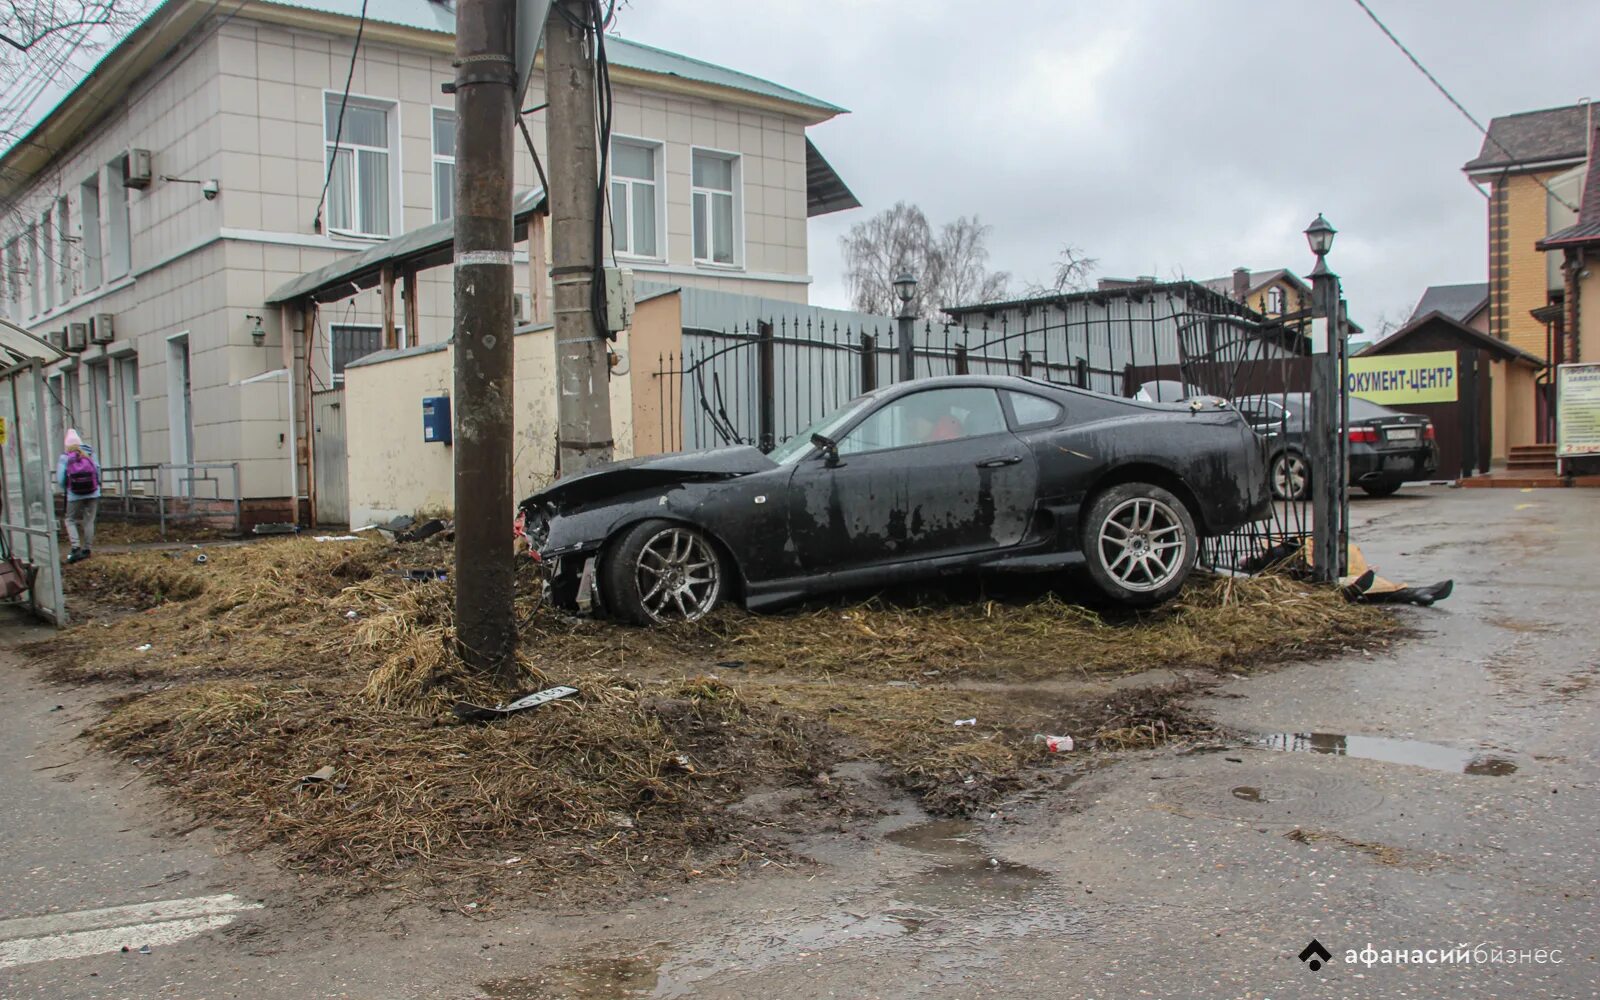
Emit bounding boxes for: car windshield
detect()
[768,395,876,465]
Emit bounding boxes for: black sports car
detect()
[1232,392,1439,499]
[521,375,1271,624]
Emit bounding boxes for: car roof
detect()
[876,373,1123,403]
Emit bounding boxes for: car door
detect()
[786,386,1039,574]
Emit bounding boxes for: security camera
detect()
[201,179,220,200]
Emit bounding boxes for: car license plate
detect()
[1386,427,1418,441]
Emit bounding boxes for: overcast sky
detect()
[615,0,1600,333]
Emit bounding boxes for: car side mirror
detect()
[811,432,841,467]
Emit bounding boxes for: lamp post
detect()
[894,272,918,383]
[1304,213,1346,583]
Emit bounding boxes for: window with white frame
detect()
[80,175,102,290]
[1265,286,1285,314]
[105,157,131,280]
[40,208,55,310]
[55,196,71,302]
[1,239,18,319]
[610,138,661,259]
[330,323,401,381]
[324,94,396,237]
[432,108,456,222]
[26,226,39,316]
[691,149,740,266]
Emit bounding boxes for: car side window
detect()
[1003,391,1062,429]
[839,387,1008,455]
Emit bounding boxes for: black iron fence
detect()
[650,289,1330,574]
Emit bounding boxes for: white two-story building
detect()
[0,0,856,524]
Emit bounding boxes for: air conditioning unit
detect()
[123,148,153,190]
[90,313,115,344]
[512,292,532,323]
[47,329,66,352]
[65,323,88,352]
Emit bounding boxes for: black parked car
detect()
[521,376,1270,624]
[1232,392,1439,499]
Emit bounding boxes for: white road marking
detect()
[0,893,262,969]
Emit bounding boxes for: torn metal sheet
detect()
[452,685,579,723]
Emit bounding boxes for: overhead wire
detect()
[1349,0,1580,212]
[313,0,370,233]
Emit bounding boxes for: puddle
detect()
[1253,732,1518,775]
[885,819,1050,907]
[481,952,661,999]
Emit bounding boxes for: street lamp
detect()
[894,272,918,382]
[1304,213,1336,274]
[1302,213,1345,584]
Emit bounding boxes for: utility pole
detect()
[451,0,518,680]
[547,0,614,476]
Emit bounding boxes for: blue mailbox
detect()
[422,394,452,445]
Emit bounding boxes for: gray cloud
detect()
[616,0,1600,330]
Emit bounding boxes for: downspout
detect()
[281,305,299,523]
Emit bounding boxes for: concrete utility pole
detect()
[451,0,518,679]
[547,0,614,476]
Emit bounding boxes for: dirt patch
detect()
[1283,827,1446,870]
[32,537,1398,900]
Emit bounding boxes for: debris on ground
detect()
[395,519,447,543]
[452,685,579,723]
[1033,734,1074,752]
[251,523,300,536]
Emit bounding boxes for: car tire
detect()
[1081,483,1198,608]
[1360,480,1403,497]
[1271,450,1310,501]
[600,519,726,626]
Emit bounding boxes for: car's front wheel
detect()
[1271,450,1310,501]
[1082,483,1197,607]
[601,519,726,625]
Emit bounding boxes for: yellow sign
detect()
[1556,362,1600,458]
[0,417,6,446]
[1347,351,1458,405]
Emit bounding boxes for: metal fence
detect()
[650,285,1338,575]
[1,356,66,624]
[92,462,243,538]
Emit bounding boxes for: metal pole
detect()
[451,0,519,679]
[897,306,915,382]
[548,0,614,476]
[1308,260,1342,583]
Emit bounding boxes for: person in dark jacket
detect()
[57,428,100,563]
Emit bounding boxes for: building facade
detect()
[0,0,854,522]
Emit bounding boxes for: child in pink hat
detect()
[57,429,100,563]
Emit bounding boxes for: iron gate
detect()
[650,283,1341,574]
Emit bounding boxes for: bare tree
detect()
[0,1,137,147]
[1024,244,1099,296]
[840,201,1011,317]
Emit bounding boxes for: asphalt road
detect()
[1,485,1596,998]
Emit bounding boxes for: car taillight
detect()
[1422,423,1435,440]
[1349,427,1379,444]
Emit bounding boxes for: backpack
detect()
[65,451,98,495]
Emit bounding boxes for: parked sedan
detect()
[521,375,1270,624]
[1233,392,1439,499]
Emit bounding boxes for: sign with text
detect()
[1347,351,1458,405]
[1556,362,1600,458]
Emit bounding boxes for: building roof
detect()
[1197,267,1309,300]
[1358,309,1543,367]
[1463,102,1593,174]
[266,188,546,304]
[1,0,846,196]
[943,279,1248,318]
[1536,125,1600,250]
[804,139,860,218]
[1408,282,1488,325]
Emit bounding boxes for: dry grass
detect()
[35,536,1399,898]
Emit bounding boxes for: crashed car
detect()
[520,375,1270,624]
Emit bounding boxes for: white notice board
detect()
[1556,362,1600,459]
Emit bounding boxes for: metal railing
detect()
[87,462,243,538]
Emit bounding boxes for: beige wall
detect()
[1580,259,1600,363]
[1493,171,1564,359]
[628,292,685,457]
[342,325,635,526]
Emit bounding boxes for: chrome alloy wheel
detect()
[635,526,722,623]
[1272,452,1308,500]
[1097,496,1188,593]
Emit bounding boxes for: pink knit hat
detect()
[64,428,83,451]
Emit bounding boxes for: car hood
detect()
[526,445,777,510]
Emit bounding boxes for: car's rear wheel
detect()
[601,519,725,625]
[1271,450,1310,501]
[1082,483,1197,607]
[1360,480,1402,497]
